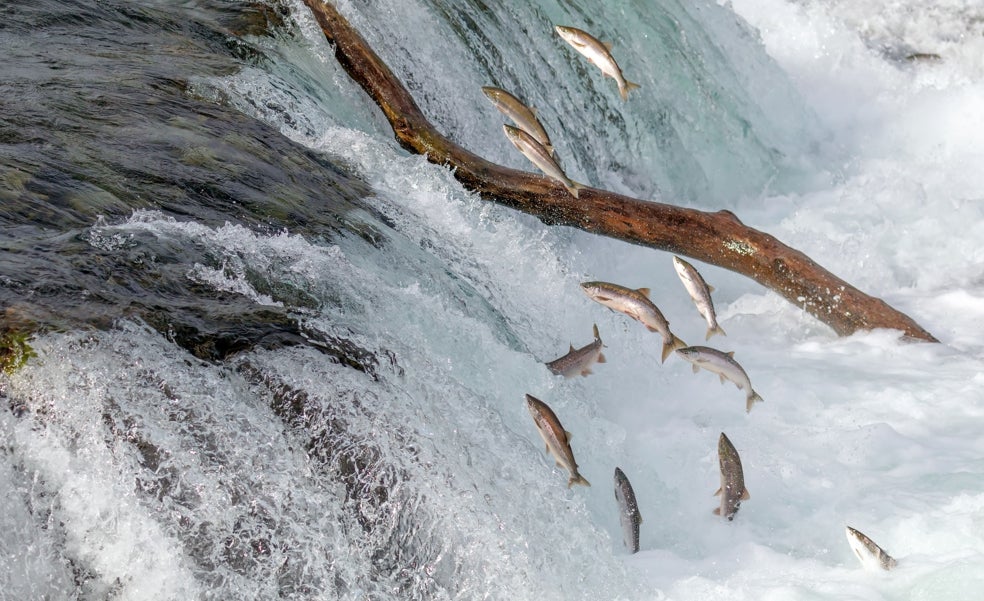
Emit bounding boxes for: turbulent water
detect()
[2,0,983,600]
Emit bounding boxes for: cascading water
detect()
[3,0,984,600]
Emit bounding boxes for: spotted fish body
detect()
[555,25,640,101]
[546,324,607,378]
[580,281,687,363]
[672,256,726,340]
[525,394,590,488]
[481,86,555,157]
[503,124,583,198]
[845,526,898,571]
[614,467,642,553]
[714,433,749,521]
[675,346,763,413]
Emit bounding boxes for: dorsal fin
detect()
[565,430,573,443]
[602,41,613,51]
[726,351,735,358]
[592,323,600,339]
[741,488,751,500]
[637,287,651,297]
[569,344,576,352]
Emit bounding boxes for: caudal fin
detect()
[706,324,727,340]
[661,334,688,363]
[565,181,586,198]
[568,473,591,488]
[619,80,641,101]
[746,390,764,413]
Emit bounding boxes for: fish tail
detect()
[746,390,764,413]
[661,334,688,363]
[569,473,591,488]
[620,80,641,100]
[705,324,727,340]
[565,180,586,198]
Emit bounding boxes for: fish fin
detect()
[564,180,586,198]
[569,344,576,352]
[713,487,722,496]
[580,368,592,376]
[603,41,613,51]
[746,391,764,413]
[592,323,600,339]
[719,374,727,385]
[636,287,651,297]
[661,334,687,363]
[529,105,539,116]
[692,364,700,374]
[544,143,557,158]
[713,507,721,515]
[569,474,591,488]
[707,284,715,293]
[545,444,550,454]
[620,80,641,101]
[565,430,573,442]
[597,352,606,363]
[556,460,564,468]
[741,488,750,500]
[706,325,726,340]
[726,351,735,358]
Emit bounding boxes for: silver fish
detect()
[614,467,642,553]
[580,280,687,363]
[545,324,607,378]
[673,256,726,340]
[714,433,749,521]
[481,86,555,157]
[503,124,584,198]
[525,394,590,488]
[555,25,640,101]
[845,526,898,571]
[675,346,763,413]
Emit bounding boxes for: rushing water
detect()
[3,0,983,600]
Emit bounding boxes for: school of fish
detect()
[480,20,892,570]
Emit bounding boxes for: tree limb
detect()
[300,0,937,342]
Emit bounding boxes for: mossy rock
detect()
[0,329,36,375]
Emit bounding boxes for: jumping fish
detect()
[845,526,898,571]
[555,25,640,101]
[481,86,555,157]
[503,124,584,198]
[675,346,763,413]
[545,324,607,378]
[525,394,591,488]
[614,467,642,553]
[580,280,687,363]
[672,256,726,340]
[714,432,749,521]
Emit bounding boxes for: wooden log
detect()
[300,0,937,342]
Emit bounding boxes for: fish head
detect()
[580,281,607,300]
[481,86,501,101]
[718,432,737,456]
[675,346,701,361]
[554,25,578,43]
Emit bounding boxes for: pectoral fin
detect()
[713,487,722,496]
[597,353,607,363]
[713,508,721,515]
[741,488,750,500]
[637,287,651,297]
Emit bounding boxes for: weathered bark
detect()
[301,0,937,342]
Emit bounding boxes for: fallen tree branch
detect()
[300,0,937,342]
